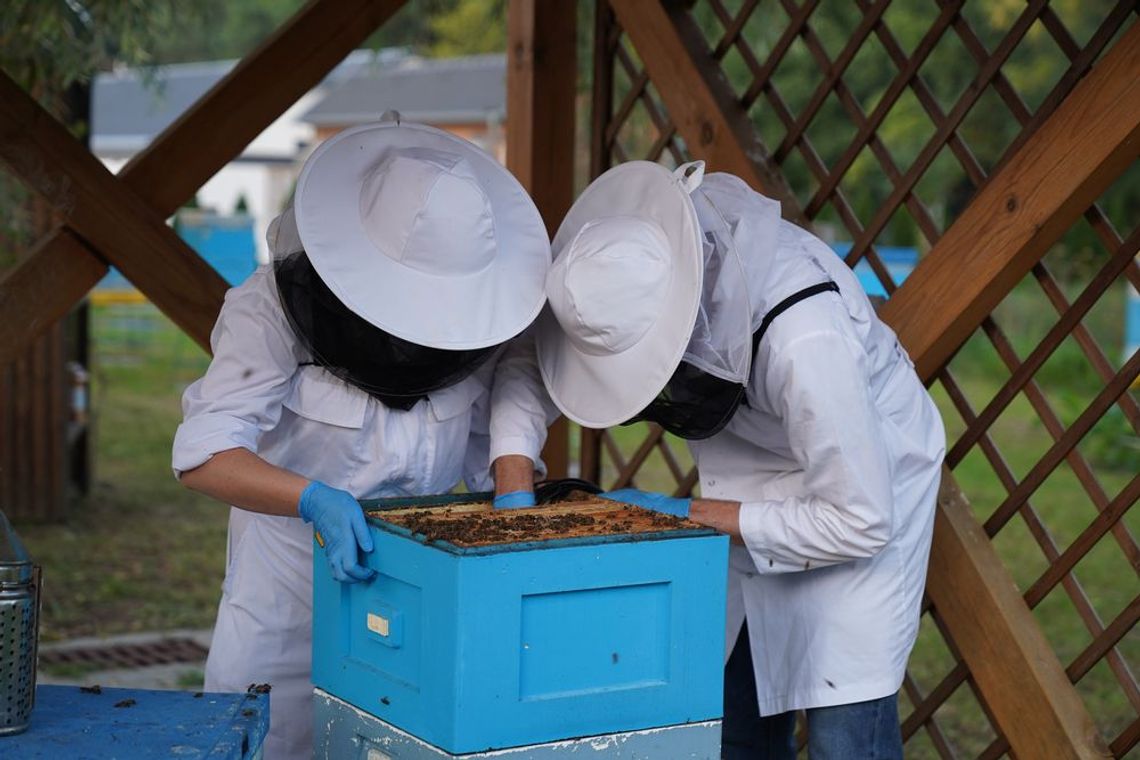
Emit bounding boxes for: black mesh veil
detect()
[274,251,497,410]
[627,364,747,440]
[624,189,753,440]
[628,280,842,439]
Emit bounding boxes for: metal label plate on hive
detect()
[350,579,421,689]
[366,604,402,647]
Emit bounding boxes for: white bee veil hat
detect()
[536,161,708,428]
[289,113,551,350]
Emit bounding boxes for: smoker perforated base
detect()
[0,592,37,734]
[314,689,721,759]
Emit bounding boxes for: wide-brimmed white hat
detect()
[287,113,550,350]
[536,161,707,428]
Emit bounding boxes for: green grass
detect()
[176,668,205,690]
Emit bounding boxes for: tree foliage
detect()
[1,0,203,268]
[100,0,507,66]
[0,0,199,95]
[428,0,506,57]
[682,0,1134,278]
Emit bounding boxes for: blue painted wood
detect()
[2,685,269,759]
[96,213,257,293]
[314,689,722,759]
[1126,284,1139,361]
[313,495,729,755]
[829,242,918,299]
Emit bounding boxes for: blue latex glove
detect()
[299,481,376,583]
[493,490,536,509]
[599,488,691,518]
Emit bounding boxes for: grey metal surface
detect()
[314,689,722,759]
[0,566,39,735]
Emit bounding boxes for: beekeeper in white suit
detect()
[536,160,945,759]
[172,115,551,759]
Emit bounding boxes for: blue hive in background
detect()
[93,212,257,303]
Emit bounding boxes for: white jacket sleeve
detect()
[488,327,559,476]
[738,327,895,573]
[171,268,305,475]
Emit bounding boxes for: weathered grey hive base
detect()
[314,689,721,759]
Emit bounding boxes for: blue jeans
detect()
[722,624,903,759]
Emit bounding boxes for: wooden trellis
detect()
[588,1,1139,757]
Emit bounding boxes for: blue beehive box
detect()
[312,492,728,755]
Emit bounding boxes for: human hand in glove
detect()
[599,488,691,518]
[299,481,377,583]
[493,490,537,509]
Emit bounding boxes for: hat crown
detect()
[547,217,672,356]
[358,147,496,276]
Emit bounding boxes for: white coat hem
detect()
[756,674,903,716]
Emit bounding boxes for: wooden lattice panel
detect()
[588,1,1139,756]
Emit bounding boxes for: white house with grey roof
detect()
[301,53,506,160]
[92,50,507,264]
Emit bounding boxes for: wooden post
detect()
[506,0,577,479]
[578,0,617,486]
[590,0,616,181]
[0,0,408,362]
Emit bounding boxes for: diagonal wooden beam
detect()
[0,228,108,357]
[606,0,808,226]
[0,70,228,352]
[926,472,1111,759]
[0,0,407,362]
[506,0,578,479]
[880,20,1140,381]
[124,0,408,218]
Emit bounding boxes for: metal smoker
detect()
[0,510,39,735]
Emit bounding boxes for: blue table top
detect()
[1,684,269,759]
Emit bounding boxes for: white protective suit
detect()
[171,267,549,759]
[688,174,946,715]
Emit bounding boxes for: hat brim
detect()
[294,122,550,350]
[536,162,703,428]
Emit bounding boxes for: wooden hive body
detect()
[311,492,728,754]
